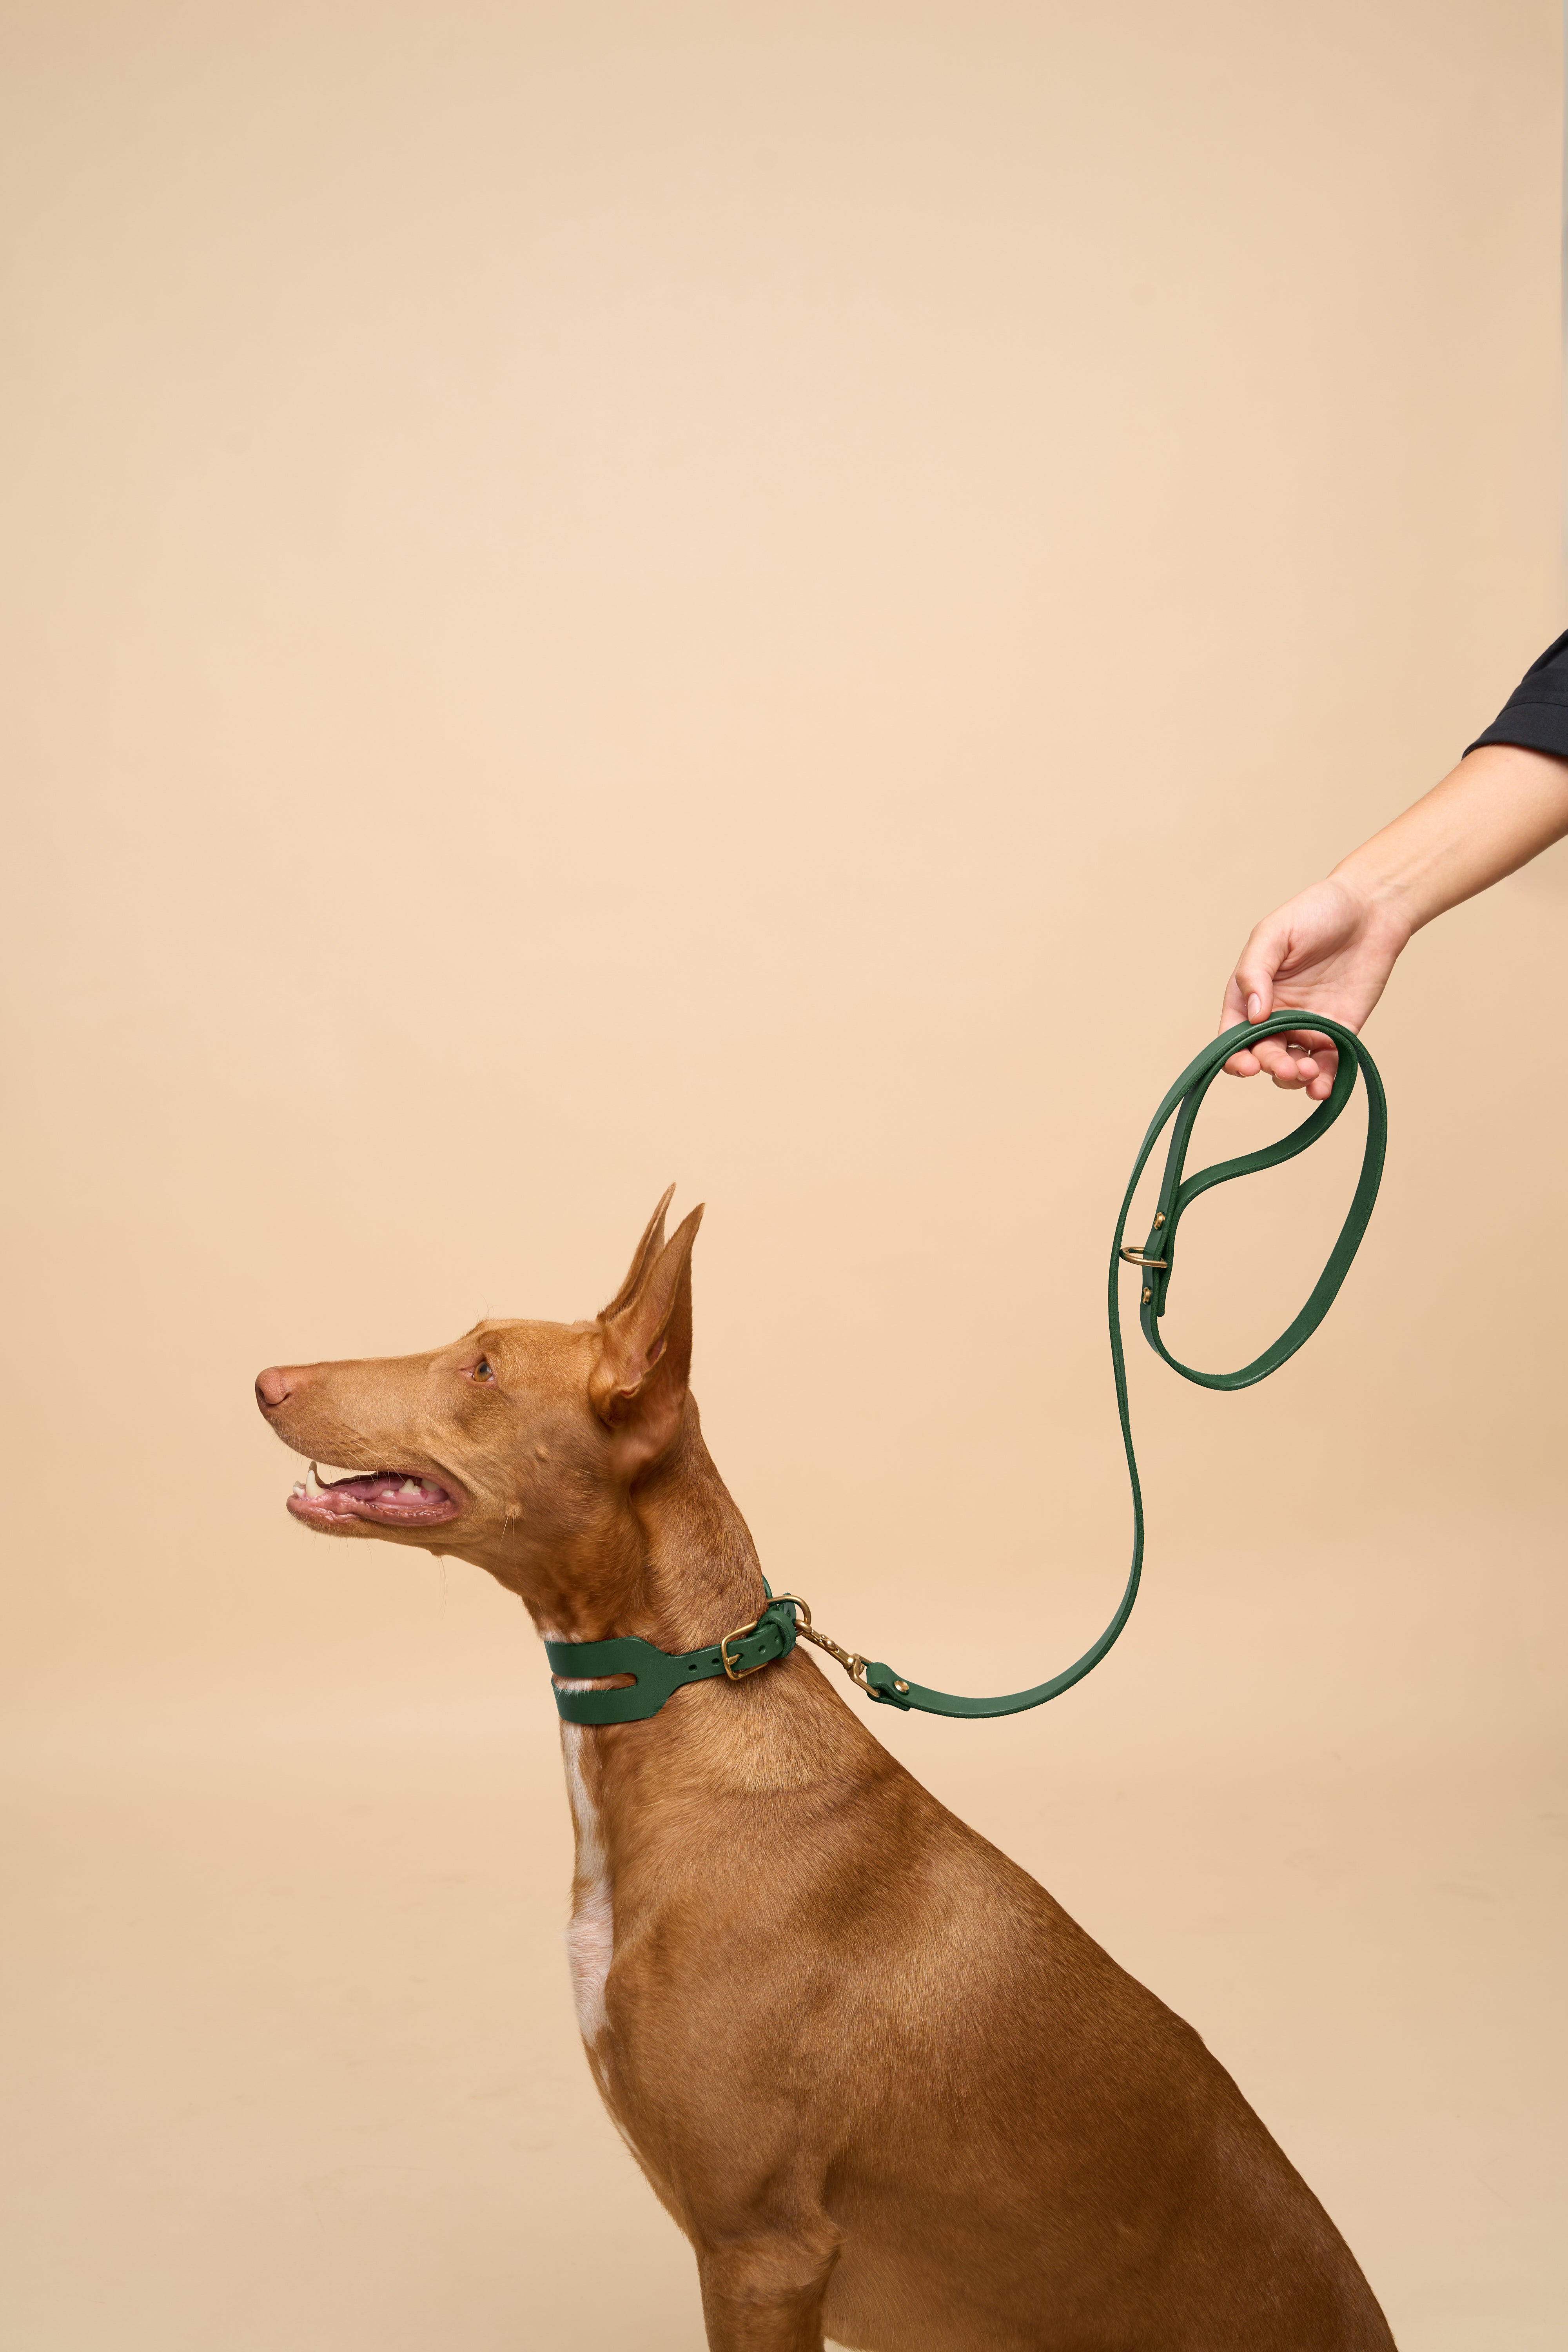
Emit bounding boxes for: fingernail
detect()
[1247,994,1261,1022]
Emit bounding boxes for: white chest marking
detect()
[559,1721,613,2043]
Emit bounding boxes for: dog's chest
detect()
[560,1724,614,2042]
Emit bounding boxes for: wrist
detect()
[1321,857,1420,952]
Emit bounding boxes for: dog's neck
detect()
[481,1398,770,1661]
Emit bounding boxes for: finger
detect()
[1224,1048,1262,1077]
[1267,1055,1323,1093]
[1283,1033,1339,1087]
[1274,1024,1333,1054]
[1224,915,1291,1038]
[1220,972,1250,1035]
[1255,1028,1339,1078]
[1265,1037,1345,1094]
[1233,938,1281,1025]
[1251,1037,1305,1083]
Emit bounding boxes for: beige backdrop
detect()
[4,3,1565,2346]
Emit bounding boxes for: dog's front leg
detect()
[695,2219,843,2352]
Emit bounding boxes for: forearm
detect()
[1222,645,1568,1097]
[1331,742,1568,940]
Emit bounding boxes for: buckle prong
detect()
[719,1612,769,1680]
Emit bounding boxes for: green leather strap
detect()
[547,1596,799,1725]
[548,1013,1385,1729]
[854,1011,1386,1714]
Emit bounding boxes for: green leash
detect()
[548,1012,1386,1728]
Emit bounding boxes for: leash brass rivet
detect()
[895,1679,909,1693]
[1142,1288,1151,1305]
[1154,1212,1166,1227]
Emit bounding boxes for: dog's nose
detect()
[255,1365,295,1412]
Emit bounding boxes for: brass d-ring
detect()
[1119,1246,1169,1269]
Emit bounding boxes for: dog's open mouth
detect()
[286,1463,463,1528]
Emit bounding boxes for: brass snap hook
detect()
[775,1593,909,1699]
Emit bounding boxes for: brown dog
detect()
[255,1189,1395,2351]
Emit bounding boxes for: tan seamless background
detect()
[3,3,1566,2346]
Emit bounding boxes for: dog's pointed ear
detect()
[589,1203,704,1471]
[599,1184,676,1322]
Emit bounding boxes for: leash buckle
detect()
[719,1611,773,1680]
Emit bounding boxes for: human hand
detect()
[1220,878,1410,1100]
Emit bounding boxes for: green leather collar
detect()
[546,1594,799,1726]
[546,1013,1387,1729]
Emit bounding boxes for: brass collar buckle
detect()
[719,1610,775,1680]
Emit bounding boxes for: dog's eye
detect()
[474,1357,494,1383]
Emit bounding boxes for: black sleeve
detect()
[1465,629,1568,758]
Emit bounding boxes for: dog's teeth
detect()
[398,1479,421,1497]
[305,1463,323,1497]
[291,1482,305,1497]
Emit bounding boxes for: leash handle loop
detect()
[858,1012,1387,1718]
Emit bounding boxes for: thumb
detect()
[1234,918,1290,1024]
